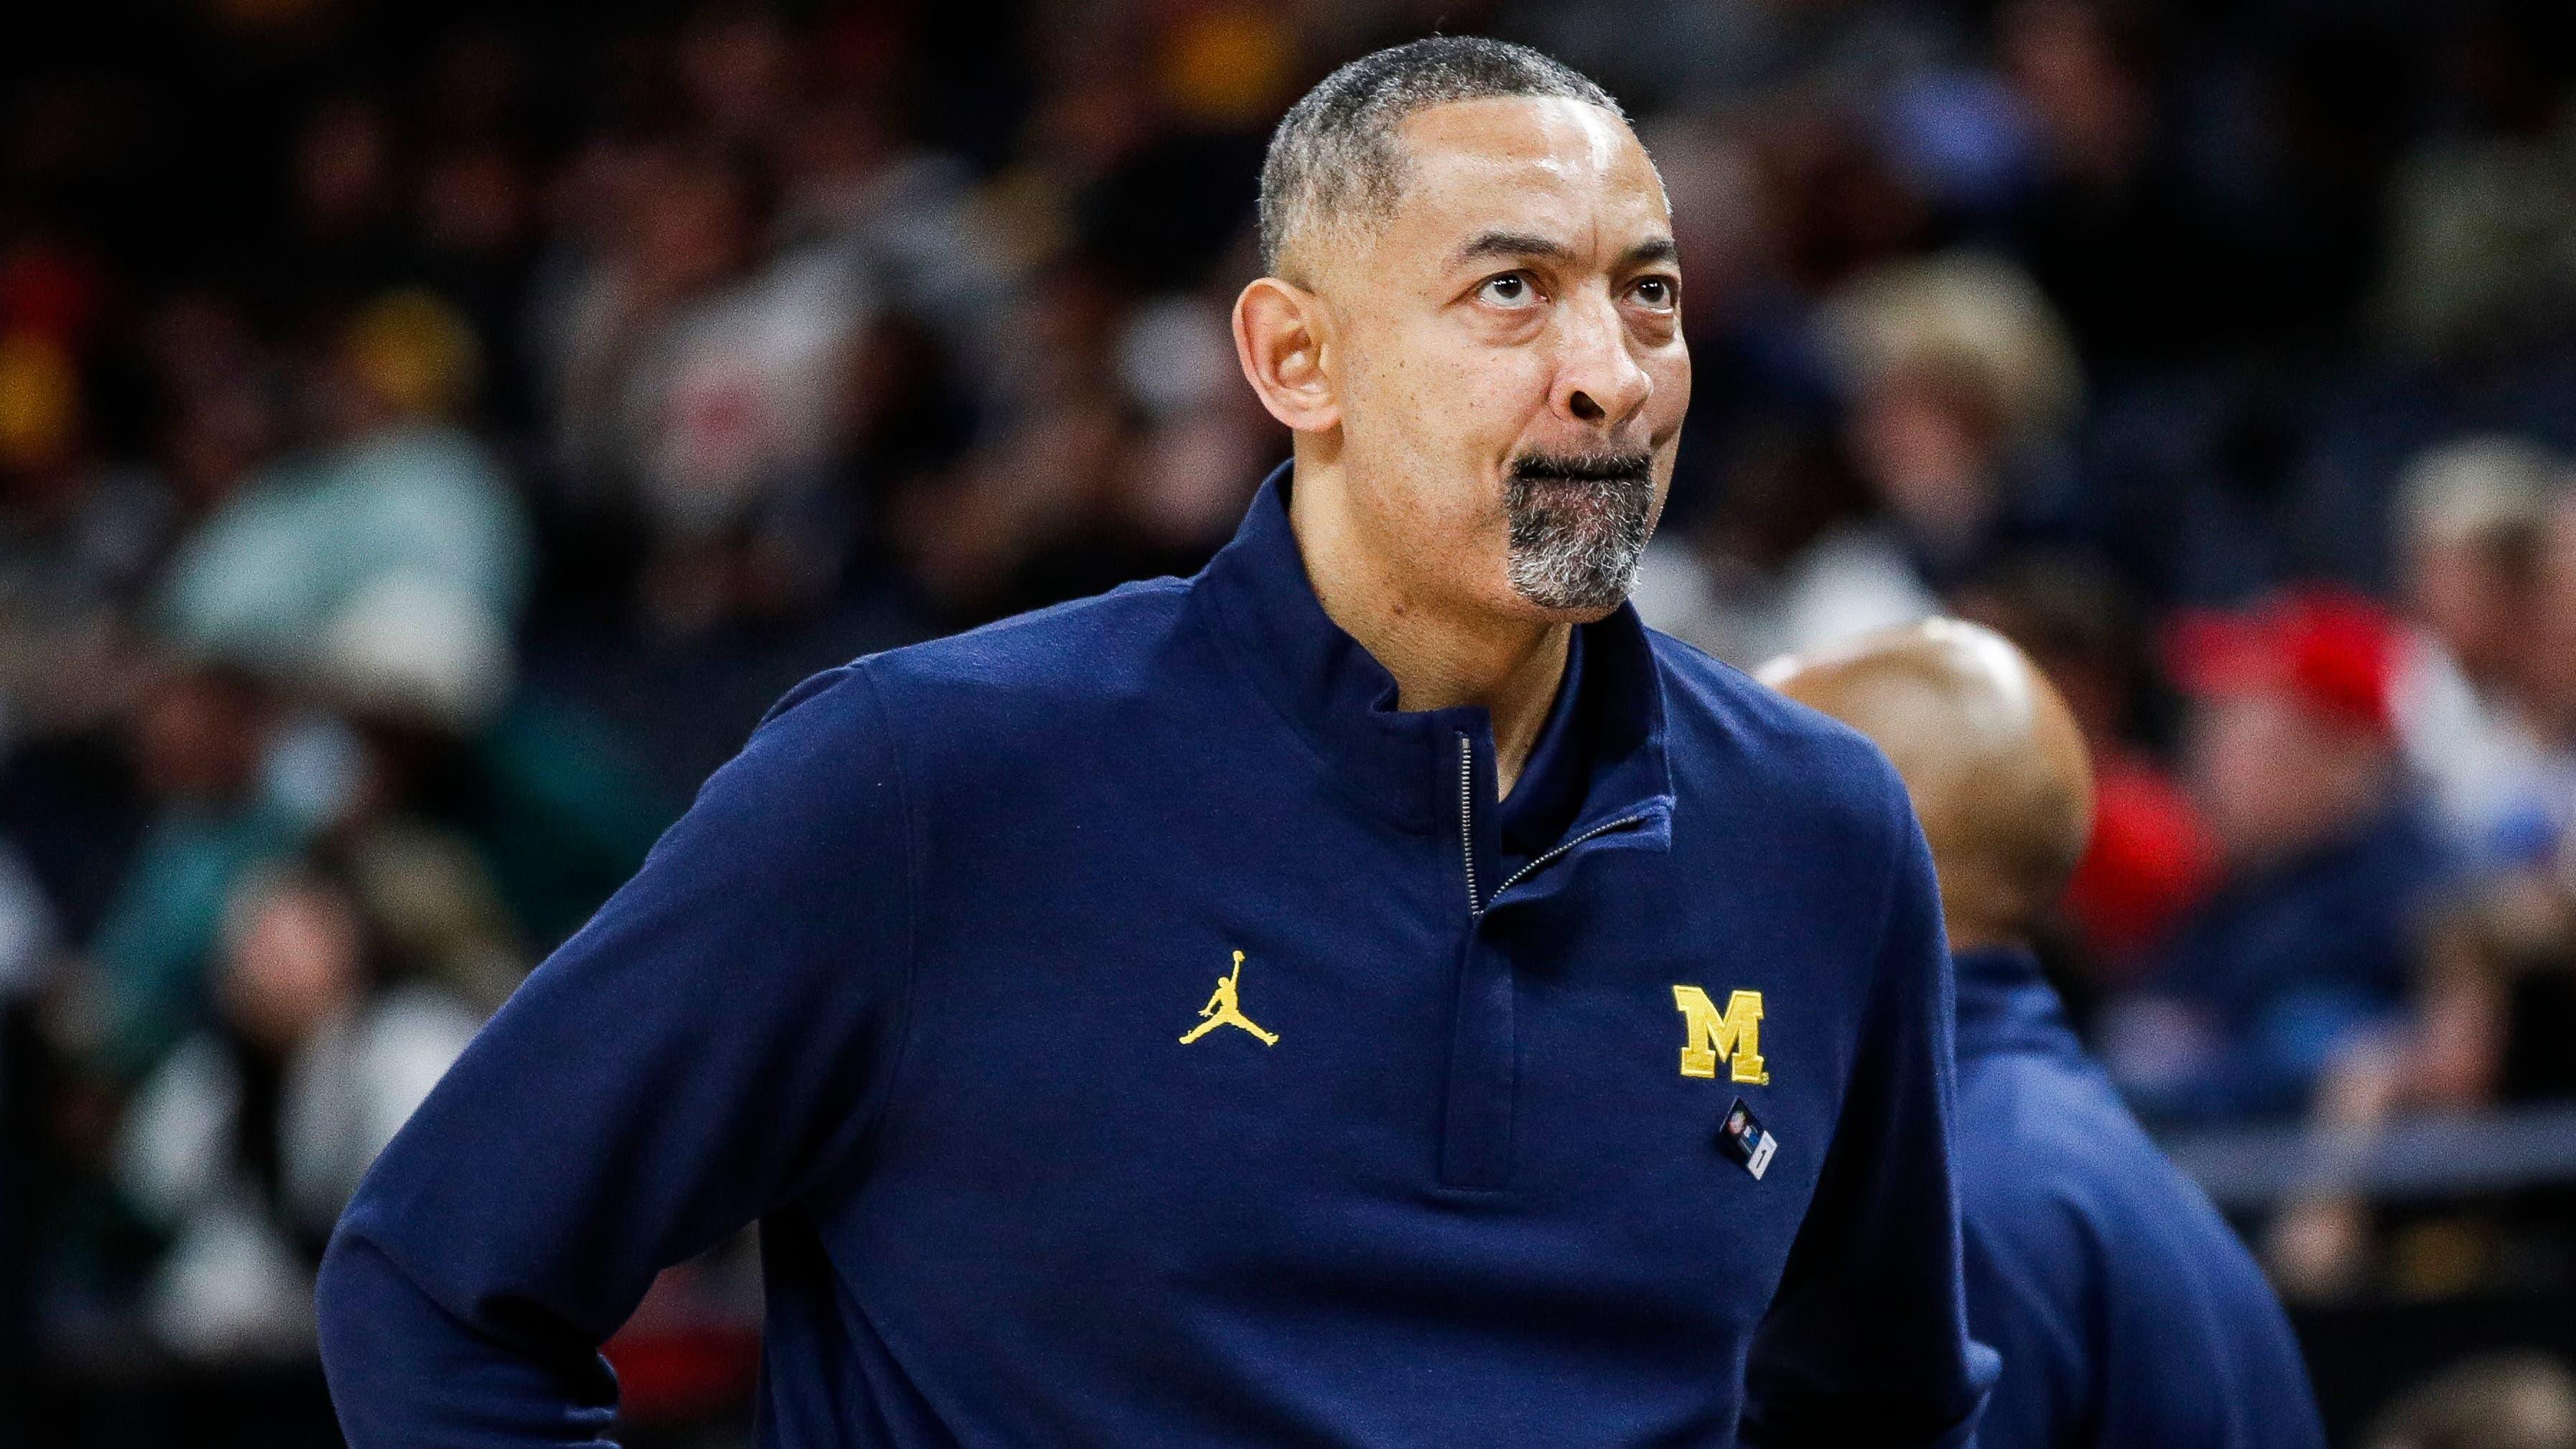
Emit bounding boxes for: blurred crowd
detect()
[9,0,2576,1440]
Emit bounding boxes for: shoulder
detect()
[1646,624,1916,848]
[1959,1051,2297,1348]
[760,577,1193,727]
[848,578,1196,727]
[738,578,1200,798]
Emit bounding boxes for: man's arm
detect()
[1738,784,1998,1449]
[316,663,916,1448]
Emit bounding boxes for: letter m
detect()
[1671,986,1767,1085]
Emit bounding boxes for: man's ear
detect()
[1232,276,1340,434]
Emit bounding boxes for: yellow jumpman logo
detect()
[1179,951,1279,1046]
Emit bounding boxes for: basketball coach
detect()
[317,37,1997,1448]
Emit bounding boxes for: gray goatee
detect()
[1503,450,1658,611]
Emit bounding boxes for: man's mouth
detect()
[1508,450,1655,487]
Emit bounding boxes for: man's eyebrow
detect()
[1449,230,1576,269]
[1623,236,1680,268]
[1446,231,1682,270]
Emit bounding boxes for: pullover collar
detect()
[1196,463,1674,847]
[1952,944,2084,1064]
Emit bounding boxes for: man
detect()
[319,39,1992,1446]
[2384,436,2564,857]
[1764,619,2325,1449]
[2110,587,2452,1124]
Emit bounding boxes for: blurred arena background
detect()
[6,0,2576,1444]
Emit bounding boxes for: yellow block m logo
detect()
[1672,986,1768,1085]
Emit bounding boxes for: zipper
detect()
[1443,730,1650,1192]
[1486,812,1650,908]
[1458,733,1482,913]
[1456,731,1647,917]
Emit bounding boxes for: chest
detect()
[838,809,1877,1338]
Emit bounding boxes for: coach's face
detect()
[1250,96,1691,621]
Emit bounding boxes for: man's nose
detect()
[1552,294,1653,429]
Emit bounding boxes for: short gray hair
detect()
[1257,37,1625,279]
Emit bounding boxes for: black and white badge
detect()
[1716,1097,1777,1180]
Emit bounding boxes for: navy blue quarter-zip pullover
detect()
[317,466,1995,1448]
[1953,944,2325,1449]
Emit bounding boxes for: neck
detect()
[1942,909,2027,956]
[1947,931,2035,960]
[1288,457,1571,798]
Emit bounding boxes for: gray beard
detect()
[1503,469,1657,611]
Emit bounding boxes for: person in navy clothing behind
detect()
[1767,620,2325,1449]
[317,38,1994,1448]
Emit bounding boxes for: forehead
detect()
[1375,95,1668,264]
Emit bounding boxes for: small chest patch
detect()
[1716,1097,1777,1180]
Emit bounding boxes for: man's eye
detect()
[1478,273,1542,307]
[1630,276,1677,310]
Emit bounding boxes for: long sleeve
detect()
[1738,787,1998,1448]
[315,663,917,1449]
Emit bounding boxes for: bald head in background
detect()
[1762,619,2327,1449]
[1759,618,2093,952]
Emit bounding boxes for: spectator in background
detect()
[2270,860,2576,1298]
[1823,251,2083,587]
[292,564,650,982]
[159,289,531,707]
[112,858,478,1363]
[2269,502,2576,1285]
[2373,2,2576,363]
[545,143,868,638]
[0,303,180,750]
[2103,587,2453,1123]
[411,34,543,430]
[2363,1352,2576,1449]
[58,288,533,1082]
[2388,437,2568,861]
[1647,250,2082,663]
[69,666,306,1081]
